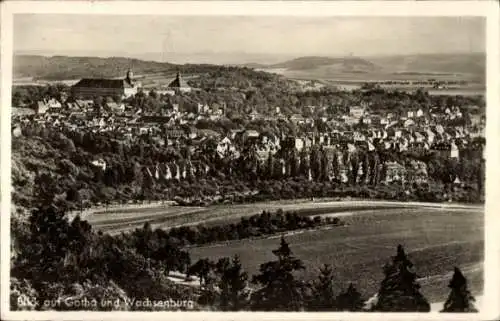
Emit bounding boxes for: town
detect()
[12,67,485,209]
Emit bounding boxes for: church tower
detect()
[168,70,191,93]
[125,69,134,85]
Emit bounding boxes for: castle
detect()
[71,69,141,99]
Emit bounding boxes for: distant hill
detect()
[13,55,179,80]
[243,53,485,82]
[14,55,270,81]
[369,53,485,77]
[14,52,485,84]
[13,52,296,81]
[12,54,296,95]
[269,56,380,72]
[240,62,269,69]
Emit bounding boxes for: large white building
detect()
[72,70,141,99]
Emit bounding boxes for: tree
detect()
[251,236,307,311]
[132,222,155,259]
[12,90,24,106]
[66,187,82,211]
[61,136,76,153]
[478,159,485,195]
[93,96,104,113]
[299,151,310,177]
[331,151,340,182]
[188,258,215,288]
[373,244,430,312]
[33,172,58,206]
[11,204,74,306]
[309,146,321,181]
[132,162,144,195]
[309,264,337,311]
[289,149,299,177]
[266,151,274,178]
[370,152,381,185]
[360,152,370,184]
[336,283,365,311]
[148,89,158,100]
[441,267,478,312]
[217,255,249,311]
[349,153,359,185]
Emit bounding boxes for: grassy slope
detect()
[187,207,483,303]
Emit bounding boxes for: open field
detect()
[187,205,483,304]
[85,200,483,304]
[270,68,484,83]
[85,200,478,234]
[86,200,484,303]
[328,81,485,96]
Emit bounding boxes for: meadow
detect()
[187,206,483,303]
[86,200,460,234]
[85,200,484,303]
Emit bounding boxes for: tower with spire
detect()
[168,70,191,93]
[125,68,135,86]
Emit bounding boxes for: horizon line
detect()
[13,50,487,64]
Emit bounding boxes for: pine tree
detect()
[320,149,330,181]
[192,258,217,307]
[441,267,478,313]
[251,236,307,311]
[266,151,274,178]
[360,152,370,184]
[309,264,337,311]
[349,153,359,185]
[289,150,299,177]
[299,151,310,177]
[336,283,365,311]
[188,258,215,288]
[370,152,380,185]
[217,255,249,311]
[331,151,340,182]
[310,146,321,181]
[373,244,430,312]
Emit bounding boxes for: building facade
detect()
[168,72,191,93]
[71,70,140,99]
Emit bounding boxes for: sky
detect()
[14,15,485,64]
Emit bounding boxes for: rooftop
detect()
[73,78,135,89]
[168,72,190,89]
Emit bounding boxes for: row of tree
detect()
[166,209,343,247]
